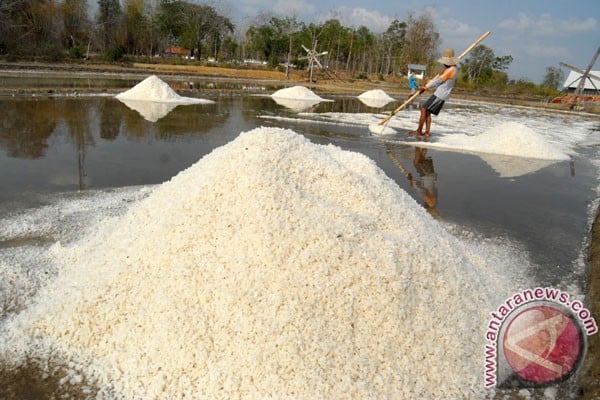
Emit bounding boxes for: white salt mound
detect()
[358,89,395,102]
[115,75,212,104]
[438,121,569,160]
[358,89,395,108]
[271,97,322,111]
[271,85,326,101]
[3,127,511,398]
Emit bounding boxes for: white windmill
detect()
[560,47,600,97]
[299,40,329,82]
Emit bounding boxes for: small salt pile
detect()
[2,127,512,399]
[116,75,214,121]
[271,85,326,101]
[116,75,208,104]
[270,85,330,111]
[358,89,395,108]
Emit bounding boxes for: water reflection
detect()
[117,99,179,122]
[0,98,57,158]
[357,97,394,108]
[479,153,561,178]
[312,97,401,114]
[386,143,439,216]
[0,97,231,201]
[60,97,95,190]
[271,97,323,112]
[98,99,122,141]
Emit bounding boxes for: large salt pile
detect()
[357,89,395,108]
[395,121,570,176]
[424,121,569,160]
[2,127,512,398]
[116,75,213,121]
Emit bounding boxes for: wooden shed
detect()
[407,64,426,80]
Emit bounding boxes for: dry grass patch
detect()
[132,63,301,81]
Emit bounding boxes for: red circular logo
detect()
[502,304,583,384]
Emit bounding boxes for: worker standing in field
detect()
[409,48,459,137]
[408,72,418,95]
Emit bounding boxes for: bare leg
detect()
[409,107,427,135]
[423,111,432,136]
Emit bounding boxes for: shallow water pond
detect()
[1,94,596,282]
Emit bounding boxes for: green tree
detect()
[541,66,565,90]
[123,0,147,55]
[315,19,349,70]
[402,11,439,72]
[178,4,232,60]
[61,0,90,52]
[0,0,62,56]
[352,25,375,73]
[220,36,238,60]
[97,0,122,50]
[245,16,291,62]
[0,0,25,53]
[157,0,188,42]
[463,45,513,84]
[380,19,407,74]
[205,13,235,60]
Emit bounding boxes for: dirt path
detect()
[3,60,595,113]
[580,211,600,399]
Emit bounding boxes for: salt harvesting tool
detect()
[369,30,491,135]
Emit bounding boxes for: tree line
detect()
[0,0,563,91]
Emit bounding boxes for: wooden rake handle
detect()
[378,31,491,127]
[378,88,425,125]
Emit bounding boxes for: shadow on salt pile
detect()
[116,75,214,122]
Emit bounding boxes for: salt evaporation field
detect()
[0,87,599,398]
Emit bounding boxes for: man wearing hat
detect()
[409,48,459,136]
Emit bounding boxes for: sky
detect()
[222,0,599,84]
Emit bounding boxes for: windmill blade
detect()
[560,62,600,81]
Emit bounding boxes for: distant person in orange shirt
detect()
[409,48,459,136]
